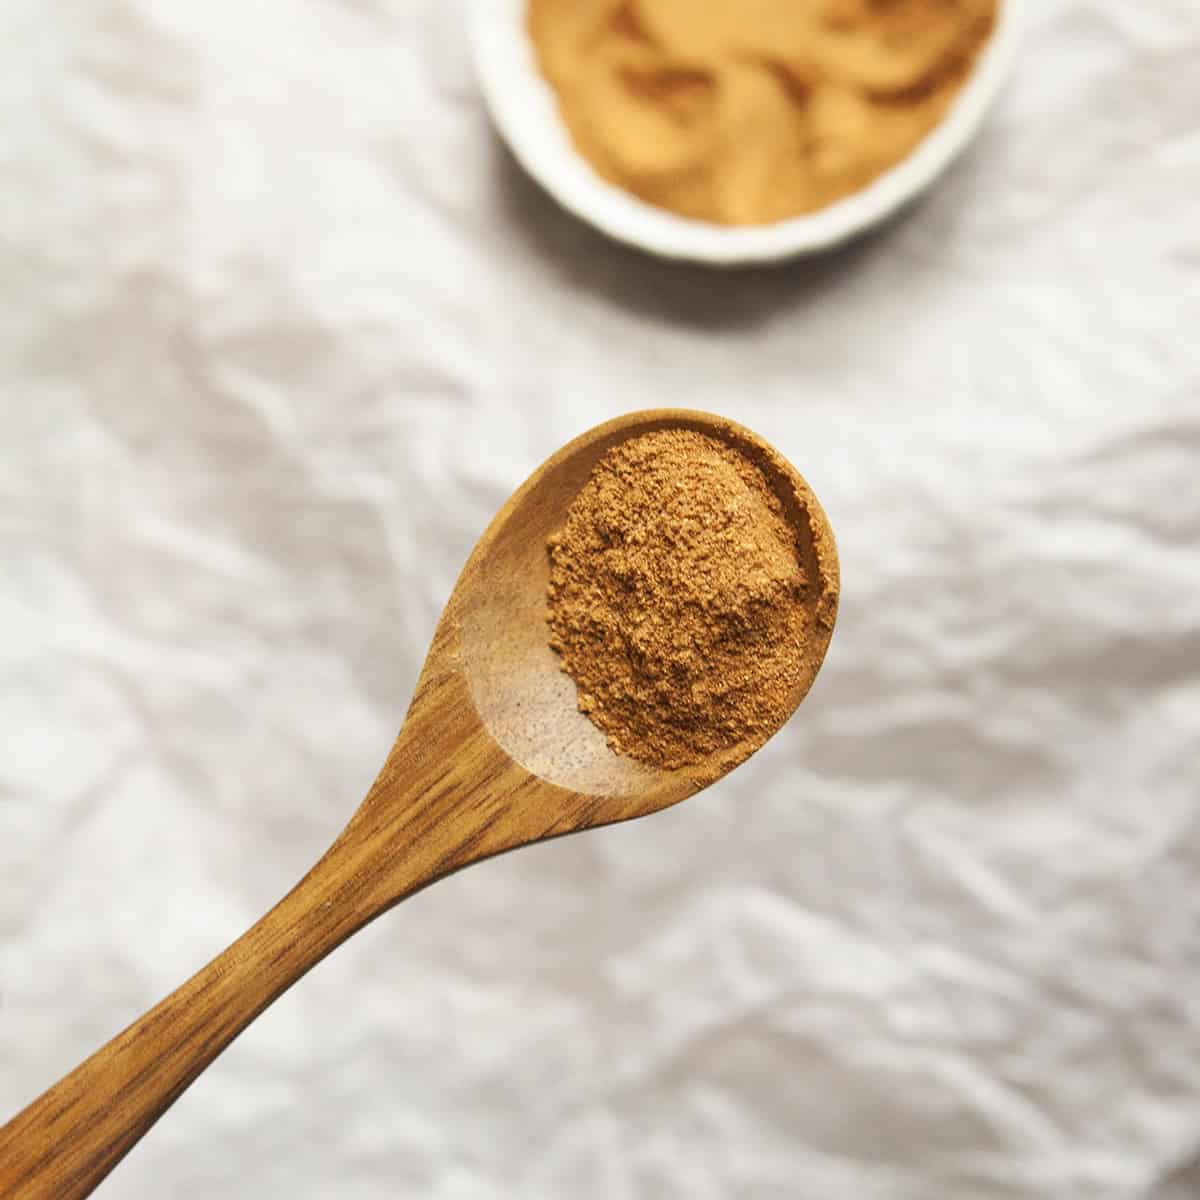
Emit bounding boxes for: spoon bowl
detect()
[0,408,838,1200]
[455,408,838,804]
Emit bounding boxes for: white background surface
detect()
[2,2,1199,1198]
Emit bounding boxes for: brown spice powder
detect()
[528,0,999,226]
[547,429,832,769]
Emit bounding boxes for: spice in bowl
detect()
[528,0,999,227]
[546,429,838,769]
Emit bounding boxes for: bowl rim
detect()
[469,0,1027,266]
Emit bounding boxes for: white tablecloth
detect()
[3,2,1199,1197]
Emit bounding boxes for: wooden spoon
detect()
[0,409,838,1200]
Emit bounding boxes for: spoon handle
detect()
[0,836,378,1200]
[0,711,533,1200]
[0,699,550,1199]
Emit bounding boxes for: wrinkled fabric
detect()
[2,2,1199,1198]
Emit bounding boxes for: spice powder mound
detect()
[528,0,999,226]
[546,429,833,769]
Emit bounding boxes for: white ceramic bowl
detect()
[469,0,1025,266]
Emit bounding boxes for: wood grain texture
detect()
[0,409,838,1200]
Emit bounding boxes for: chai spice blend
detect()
[528,0,999,226]
[546,429,837,769]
